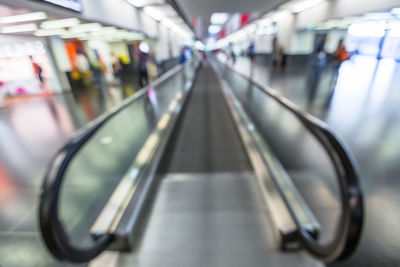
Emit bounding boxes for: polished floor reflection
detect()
[220,54,400,266]
[0,84,126,267]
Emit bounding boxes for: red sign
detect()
[240,13,250,27]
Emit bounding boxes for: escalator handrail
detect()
[220,60,363,262]
[39,64,184,263]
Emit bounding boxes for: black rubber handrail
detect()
[39,64,184,263]
[219,60,363,262]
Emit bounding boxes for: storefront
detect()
[0,0,148,107]
[0,35,62,97]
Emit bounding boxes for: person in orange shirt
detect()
[334,39,350,66]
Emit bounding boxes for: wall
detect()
[290,30,314,54]
[156,24,172,61]
[254,34,274,54]
[81,0,141,32]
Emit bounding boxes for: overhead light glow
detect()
[391,8,400,15]
[100,27,118,34]
[127,0,164,8]
[126,32,145,40]
[270,10,290,22]
[0,12,47,24]
[69,23,102,33]
[210,13,229,24]
[287,0,324,13]
[61,32,87,39]
[208,25,221,35]
[348,21,386,37]
[173,26,193,39]
[1,23,38,33]
[40,18,80,29]
[143,5,176,21]
[195,40,205,50]
[34,29,67,36]
[257,18,272,27]
[257,25,277,35]
[139,42,150,53]
[388,21,400,37]
[363,12,394,20]
[244,23,257,33]
[162,18,175,29]
[143,6,164,21]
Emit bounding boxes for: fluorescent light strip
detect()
[127,0,164,7]
[392,8,400,15]
[290,0,324,13]
[271,10,290,22]
[208,25,221,34]
[40,18,80,29]
[1,23,38,33]
[143,6,164,21]
[61,32,87,39]
[69,23,102,33]
[0,12,47,24]
[34,29,67,36]
[210,13,229,25]
[162,18,175,29]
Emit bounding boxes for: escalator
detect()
[38,57,363,266]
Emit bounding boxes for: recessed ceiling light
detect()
[208,25,221,35]
[40,18,80,29]
[0,12,47,24]
[210,13,229,24]
[1,23,38,33]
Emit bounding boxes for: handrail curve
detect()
[218,59,363,262]
[39,64,184,263]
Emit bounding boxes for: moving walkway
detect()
[39,56,363,266]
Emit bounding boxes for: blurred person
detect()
[147,52,159,82]
[248,41,255,62]
[75,52,90,72]
[227,42,236,65]
[74,50,91,86]
[330,38,350,98]
[0,80,4,108]
[272,40,284,70]
[248,41,256,78]
[90,50,106,87]
[333,39,350,67]
[179,47,186,64]
[111,52,124,84]
[316,36,327,55]
[138,42,150,88]
[184,47,192,61]
[310,36,328,79]
[29,56,44,86]
[315,36,328,68]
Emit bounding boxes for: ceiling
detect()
[175,0,289,17]
[174,0,289,39]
